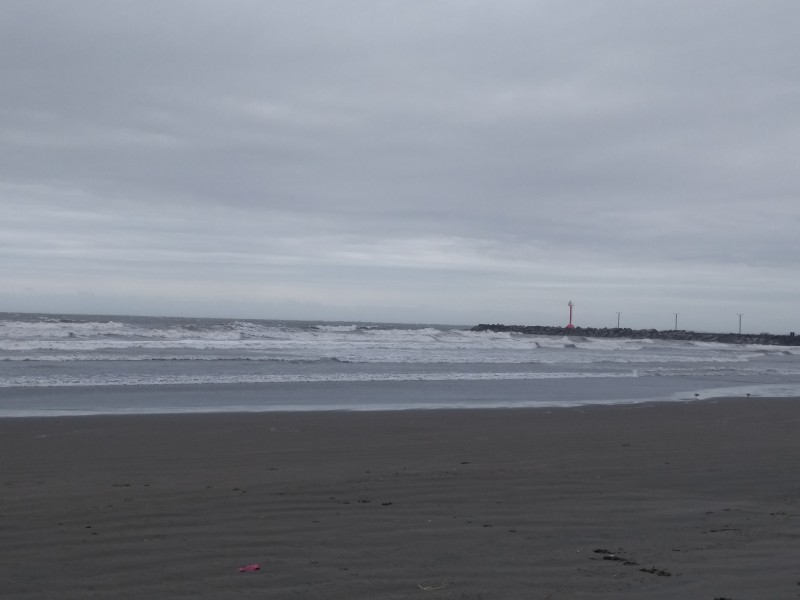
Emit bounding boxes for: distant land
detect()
[471,324,800,346]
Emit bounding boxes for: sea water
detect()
[1,312,800,416]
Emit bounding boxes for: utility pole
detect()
[737,313,743,334]
[616,312,621,328]
[673,313,679,330]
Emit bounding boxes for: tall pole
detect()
[673,312,679,330]
[616,312,621,328]
[737,313,743,334]
[566,301,574,329]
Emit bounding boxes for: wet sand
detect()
[1,398,799,599]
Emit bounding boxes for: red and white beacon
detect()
[566,301,575,329]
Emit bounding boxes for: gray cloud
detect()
[1,1,799,330]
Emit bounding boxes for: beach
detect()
[2,398,799,599]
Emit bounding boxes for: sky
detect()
[1,1,798,332]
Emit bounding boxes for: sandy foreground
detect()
[1,398,799,599]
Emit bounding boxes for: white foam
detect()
[2,318,798,370]
[0,370,640,388]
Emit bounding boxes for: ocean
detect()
[2,312,800,417]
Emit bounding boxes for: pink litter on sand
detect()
[238,564,260,573]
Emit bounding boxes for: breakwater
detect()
[471,324,800,346]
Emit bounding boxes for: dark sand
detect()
[1,398,799,599]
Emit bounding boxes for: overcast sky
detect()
[2,1,798,332]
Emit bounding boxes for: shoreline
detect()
[2,397,799,598]
[0,393,789,419]
[3,376,794,418]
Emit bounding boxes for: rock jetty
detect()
[471,324,800,346]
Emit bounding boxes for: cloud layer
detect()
[2,1,799,331]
